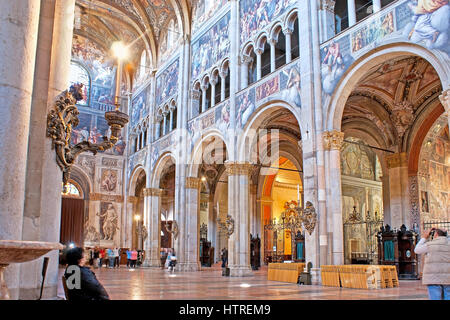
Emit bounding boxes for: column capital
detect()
[128,196,139,204]
[225,162,254,176]
[439,88,450,111]
[186,176,202,189]
[320,0,336,12]
[209,77,218,86]
[200,83,209,91]
[191,89,201,100]
[241,54,253,65]
[143,188,163,197]
[385,152,408,169]
[254,47,263,56]
[323,130,344,150]
[282,27,294,36]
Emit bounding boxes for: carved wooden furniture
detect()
[267,262,305,283]
[250,234,261,270]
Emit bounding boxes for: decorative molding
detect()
[90,193,124,203]
[186,176,201,189]
[225,162,254,176]
[408,175,420,227]
[143,188,164,197]
[390,100,414,140]
[128,196,139,204]
[323,130,344,150]
[439,88,450,111]
[386,152,408,169]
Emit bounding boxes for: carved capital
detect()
[128,196,139,204]
[225,162,254,176]
[321,0,336,12]
[283,27,294,36]
[191,89,201,100]
[241,55,253,65]
[186,176,201,189]
[323,130,344,150]
[385,152,408,169]
[439,88,450,111]
[143,188,163,197]
[254,48,263,56]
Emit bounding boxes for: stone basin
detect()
[0,240,64,299]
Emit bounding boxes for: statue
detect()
[96,203,119,241]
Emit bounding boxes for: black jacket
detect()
[64,266,110,301]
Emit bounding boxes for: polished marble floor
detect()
[57,265,428,300]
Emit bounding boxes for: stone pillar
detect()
[284,28,293,64]
[191,89,201,119]
[255,48,262,81]
[439,89,450,130]
[143,188,163,267]
[162,111,168,136]
[226,162,253,277]
[249,184,258,237]
[21,0,76,300]
[348,0,357,27]
[240,56,250,89]
[0,0,41,300]
[169,107,174,132]
[318,0,336,42]
[323,130,345,265]
[385,153,410,228]
[210,78,217,108]
[182,177,201,271]
[373,0,381,13]
[269,39,276,73]
[220,71,227,101]
[201,84,208,112]
[155,115,162,140]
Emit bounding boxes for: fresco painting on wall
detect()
[278,62,302,107]
[256,76,279,102]
[156,58,179,106]
[191,12,230,80]
[240,0,297,44]
[192,0,228,34]
[101,169,118,193]
[71,113,92,145]
[131,88,148,127]
[236,88,256,129]
[97,202,119,241]
[351,12,394,54]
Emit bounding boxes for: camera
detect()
[429,229,436,239]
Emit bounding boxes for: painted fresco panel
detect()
[191,12,230,80]
[240,0,297,44]
[100,168,118,193]
[156,58,179,106]
[131,86,149,127]
[192,0,228,34]
[236,88,256,129]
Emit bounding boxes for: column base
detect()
[229,265,253,277]
[177,262,200,272]
[142,258,162,268]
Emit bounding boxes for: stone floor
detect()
[57,266,429,300]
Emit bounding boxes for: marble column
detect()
[318,0,336,42]
[143,188,163,267]
[284,28,293,64]
[385,153,410,228]
[269,39,276,73]
[249,184,258,237]
[169,107,174,132]
[162,111,168,136]
[155,115,162,140]
[21,0,76,300]
[220,71,227,101]
[225,162,253,277]
[240,56,251,89]
[210,78,217,108]
[439,89,450,130]
[323,130,345,265]
[255,48,262,81]
[348,0,357,27]
[0,0,41,300]
[373,0,382,13]
[201,84,208,112]
[182,177,201,271]
[191,89,201,119]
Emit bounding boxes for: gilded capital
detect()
[186,176,201,189]
[128,196,139,204]
[143,188,163,197]
[386,152,408,169]
[323,130,344,150]
[225,162,254,176]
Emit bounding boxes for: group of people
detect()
[86,247,143,269]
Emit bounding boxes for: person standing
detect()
[93,247,100,269]
[107,248,114,268]
[113,247,120,268]
[414,228,450,300]
[99,248,105,268]
[130,248,138,268]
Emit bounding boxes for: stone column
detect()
[240,56,250,89]
[220,71,227,101]
[191,89,201,119]
[201,84,208,112]
[284,28,293,64]
[348,0,357,27]
[385,153,410,228]
[143,188,163,267]
[21,0,76,300]
[255,48,262,81]
[249,184,258,237]
[0,0,41,300]
[182,177,201,271]
[210,78,217,108]
[323,130,345,265]
[225,162,253,277]
[155,115,162,140]
[169,107,174,132]
[318,0,336,42]
[373,0,381,13]
[162,111,168,136]
[269,39,276,73]
[439,89,450,130]
[126,196,139,249]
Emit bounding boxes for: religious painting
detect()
[191,12,230,80]
[397,0,450,56]
[279,62,301,107]
[434,138,445,162]
[421,191,429,212]
[97,202,119,241]
[236,88,256,129]
[71,113,92,145]
[156,58,179,106]
[192,0,228,34]
[131,87,148,127]
[256,76,279,102]
[240,0,297,43]
[351,12,394,54]
[215,100,231,135]
[320,35,354,96]
[159,18,181,66]
[100,169,118,193]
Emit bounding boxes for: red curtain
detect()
[60,198,85,247]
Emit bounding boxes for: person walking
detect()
[113,247,120,268]
[126,249,132,268]
[130,248,138,268]
[107,248,114,268]
[414,228,450,300]
[99,248,105,268]
[93,247,100,269]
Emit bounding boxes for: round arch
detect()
[151,152,177,189]
[128,165,147,196]
[326,42,450,132]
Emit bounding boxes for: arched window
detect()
[69,61,90,106]
[260,39,271,78]
[140,50,147,79]
[62,181,82,197]
[167,19,175,48]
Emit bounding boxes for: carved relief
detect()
[390,100,414,140]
